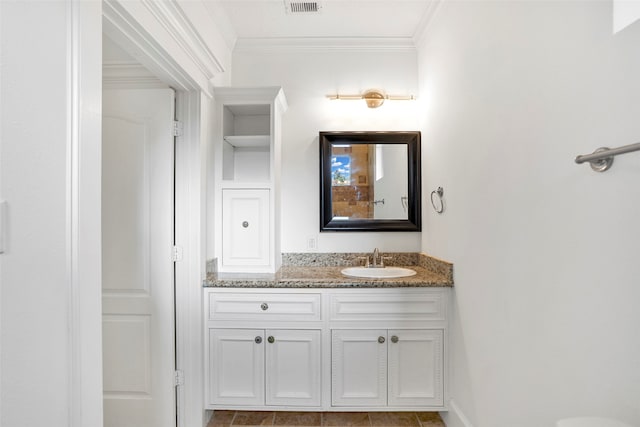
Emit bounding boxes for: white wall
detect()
[231,47,423,253]
[1,5,70,424]
[1,2,103,426]
[418,1,640,426]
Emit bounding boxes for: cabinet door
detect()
[388,329,444,407]
[222,189,270,267]
[265,329,322,407]
[331,329,387,406]
[209,329,264,406]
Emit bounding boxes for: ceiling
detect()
[205,0,435,42]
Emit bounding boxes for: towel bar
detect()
[575,142,640,172]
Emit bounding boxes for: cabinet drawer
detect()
[330,291,445,321]
[208,292,321,321]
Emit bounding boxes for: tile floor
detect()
[206,410,445,427]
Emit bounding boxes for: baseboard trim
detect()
[441,399,474,427]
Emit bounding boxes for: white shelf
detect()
[223,135,270,148]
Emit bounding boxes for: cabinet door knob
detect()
[378,336,385,344]
[255,336,262,344]
[391,335,399,343]
[267,336,275,343]
[261,303,269,311]
[242,221,249,228]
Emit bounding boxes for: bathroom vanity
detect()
[203,255,453,412]
[206,87,451,413]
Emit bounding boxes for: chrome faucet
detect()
[359,248,388,268]
[372,248,380,268]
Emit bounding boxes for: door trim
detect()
[68,2,104,427]
[102,5,210,426]
[102,0,221,96]
[174,90,206,427]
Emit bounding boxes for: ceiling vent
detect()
[284,1,322,14]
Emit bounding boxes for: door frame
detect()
[103,3,215,426]
[174,89,206,427]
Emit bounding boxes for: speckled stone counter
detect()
[205,253,453,288]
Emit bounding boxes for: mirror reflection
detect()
[319,131,421,232]
[331,144,408,220]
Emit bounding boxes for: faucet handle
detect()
[357,256,370,267]
[380,256,392,267]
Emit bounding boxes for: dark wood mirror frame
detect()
[319,131,421,232]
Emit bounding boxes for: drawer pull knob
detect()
[267,336,275,343]
[391,335,399,343]
[255,336,262,344]
[378,336,385,344]
[261,303,269,311]
[242,221,249,228]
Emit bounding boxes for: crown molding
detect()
[413,0,446,48]
[233,37,417,54]
[194,0,237,52]
[103,61,168,89]
[141,0,225,76]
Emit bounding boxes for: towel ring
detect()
[430,187,444,214]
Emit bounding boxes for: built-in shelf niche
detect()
[222,104,271,183]
[213,86,287,274]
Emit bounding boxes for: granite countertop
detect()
[205,265,453,288]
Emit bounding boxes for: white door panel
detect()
[388,329,444,407]
[102,88,175,427]
[266,329,321,406]
[209,329,265,406]
[102,116,148,293]
[102,315,151,395]
[331,329,387,406]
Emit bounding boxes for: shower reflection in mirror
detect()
[330,143,408,220]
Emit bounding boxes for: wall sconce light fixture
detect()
[326,89,416,108]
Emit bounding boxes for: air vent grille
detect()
[285,1,322,14]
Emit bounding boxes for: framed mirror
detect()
[319,131,421,232]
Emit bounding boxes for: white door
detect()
[266,329,322,407]
[331,329,387,406]
[102,88,176,427]
[388,329,444,407]
[209,329,265,406]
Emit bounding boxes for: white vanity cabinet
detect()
[331,329,443,407]
[209,328,321,407]
[329,290,446,408]
[204,287,449,412]
[204,289,323,409]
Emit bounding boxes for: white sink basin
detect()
[341,266,417,279]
